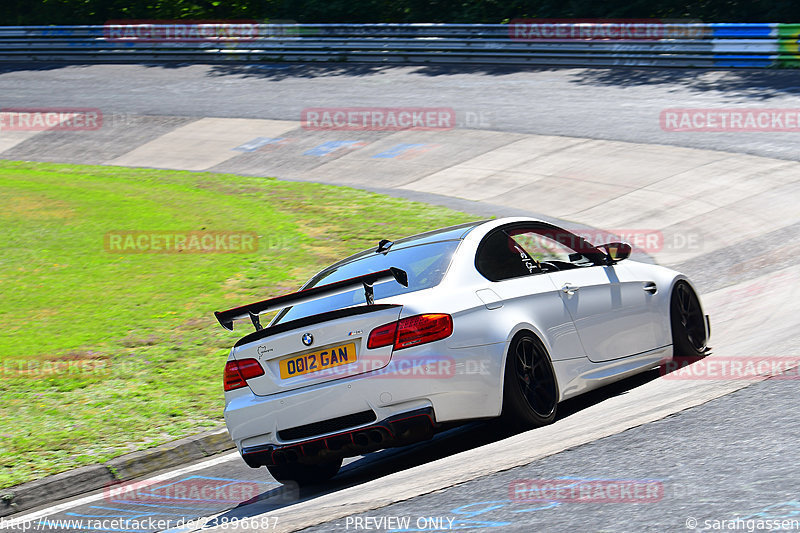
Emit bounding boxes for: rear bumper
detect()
[224,342,505,463]
[241,407,437,466]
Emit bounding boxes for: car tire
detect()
[267,458,342,486]
[501,332,558,431]
[670,281,708,357]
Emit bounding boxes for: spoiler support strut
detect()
[364,281,375,306]
[249,311,262,331]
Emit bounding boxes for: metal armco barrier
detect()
[0,22,798,67]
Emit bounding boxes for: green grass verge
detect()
[0,160,479,489]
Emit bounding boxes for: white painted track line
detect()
[4,453,240,528]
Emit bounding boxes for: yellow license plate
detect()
[279,342,357,379]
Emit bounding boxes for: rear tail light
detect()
[367,314,453,351]
[224,358,265,391]
[367,322,398,349]
[395,314,453,349]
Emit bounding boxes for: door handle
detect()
[643,282,657,294]
[561,283,580,295]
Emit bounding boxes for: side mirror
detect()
[601,242,632,263]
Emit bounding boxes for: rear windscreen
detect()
[272,240,460,324]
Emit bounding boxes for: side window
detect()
[476,225,600,282]
[507,229,594,265]
[476,230,538,282]
[509,230,574,263]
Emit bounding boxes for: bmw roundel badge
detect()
[302,333,314,346]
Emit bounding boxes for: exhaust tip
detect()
[284,449,299,462]
[272,450,287,465]
[368,429,384,444]
[353,432,369,447]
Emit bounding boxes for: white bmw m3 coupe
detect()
[215,217,710,485]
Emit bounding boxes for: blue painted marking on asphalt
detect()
[450,500,510,518]
[83,505,166,514]
[233,137,286,152]
[544,475,664,484]
[510,501,560,513]
[154,474,276,485]
[37,520,149,533]
[176,475,234,480]
[103,475,279,507]
[383,498,556,530]
[57,514,145,520]
[62,512,150,518]
[372,143,428,159]
[448,520,515,529]
[414,478,665,530]
[89,505,190,516]
[50,475,281,531]
[121,495,236,504]
[106,501,216,511]
[388,520,513,532]
[743,501,800,520]
[149,475,224,490]
[64,507,164,518]
[304,140,366,156]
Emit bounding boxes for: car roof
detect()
[317,219,489,273]
[390,219,489,247]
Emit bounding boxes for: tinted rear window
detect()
[272,240,460,324]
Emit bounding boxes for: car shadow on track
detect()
[208,367,663,523]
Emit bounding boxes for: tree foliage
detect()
[1,0,798,25]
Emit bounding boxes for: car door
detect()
[507,225,661,362]
[475,227,585,362]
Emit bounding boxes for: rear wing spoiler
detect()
[214,267,408,332]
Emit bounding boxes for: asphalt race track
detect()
[1,65,800,160]
[2,64,800,533]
